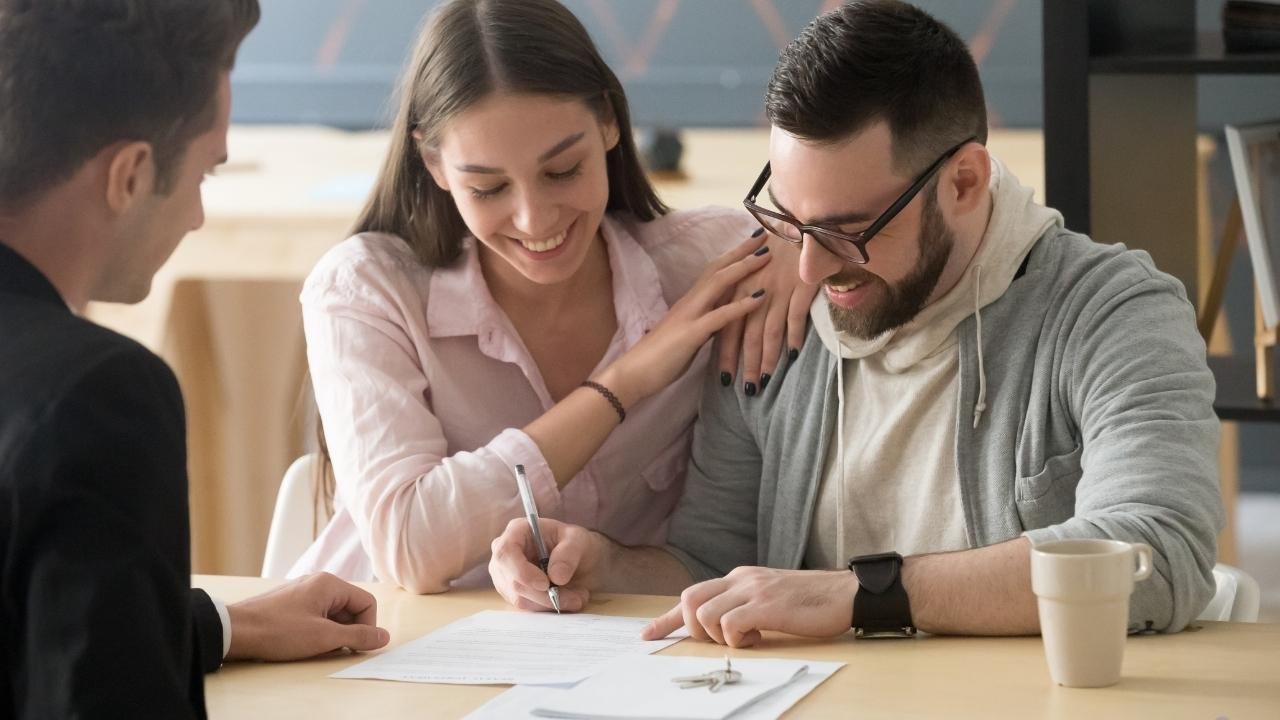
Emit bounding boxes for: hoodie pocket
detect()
[1015,444,1082,529]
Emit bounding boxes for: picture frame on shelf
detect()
[1224,120,1280,399]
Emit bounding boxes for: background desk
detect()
[92,127,1043,576]
[198,575,1280,720]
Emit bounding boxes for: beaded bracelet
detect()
[581,380,626,423]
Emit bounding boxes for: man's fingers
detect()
[642,602,685,641]
[730,628,762,648]
[326,620,391,652]
[319,574,378,628]
[720,606,765,648]
[680,594,711,642]
[693,588,752,646]
[672,579,729,643]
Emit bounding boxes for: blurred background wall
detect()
[228,0,1279,492]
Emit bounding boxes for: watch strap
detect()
[848,552,915,638]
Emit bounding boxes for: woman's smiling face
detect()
[424,91,619,287]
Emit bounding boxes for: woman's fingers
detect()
[682,248,770,316]
[703,228,767,274]
[738,304,765,396]
[786,283,817,361]
[758,298,788,384]
[695,291,767,340]
[714,316,745,386]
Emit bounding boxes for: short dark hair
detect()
[0,0,261,208]
[765,0,986,173]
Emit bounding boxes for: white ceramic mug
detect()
[1030,539,1153,688]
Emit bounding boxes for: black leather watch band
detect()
[848,552,916,638]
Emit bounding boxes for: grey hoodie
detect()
[806,159,1062,567]
[665,212,1224,633]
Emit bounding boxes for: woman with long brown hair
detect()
[289,0,811,592]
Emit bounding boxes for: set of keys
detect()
[671,656,743,692]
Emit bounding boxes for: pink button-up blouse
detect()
[289,207,754,592]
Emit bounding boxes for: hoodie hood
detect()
[815,156,1063,561]
[812,156,1062,369]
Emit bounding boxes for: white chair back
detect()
[1197,563,1261,622]
[261,454,330,578]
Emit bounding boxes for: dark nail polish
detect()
[720,371,732,387]
[788,348,799,362]
[751,288,765,299]
[744,382,757,397]
[760,373,771,391]
[751,227,765,238]
[753,245,770,257]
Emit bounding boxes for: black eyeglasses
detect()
[743,137,975,264]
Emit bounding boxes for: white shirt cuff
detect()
[210,595,232,659]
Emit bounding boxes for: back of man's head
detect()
[0,0,261,210]
[765,0,987,173]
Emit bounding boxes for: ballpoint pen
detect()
[514,463,562,613]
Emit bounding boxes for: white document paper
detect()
[465,659,845,720]
[331,610,686,686]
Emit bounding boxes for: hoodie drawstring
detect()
[835,353,846,559]
[972,264,988,429]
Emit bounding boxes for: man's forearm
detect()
[902,537,1039,635]
[597,537,694,596]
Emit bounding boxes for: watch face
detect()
[847,552,904,572]
[850,552,903,566]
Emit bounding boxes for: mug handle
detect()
[1131,543,1154,581]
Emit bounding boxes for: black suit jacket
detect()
[0,243,222,719]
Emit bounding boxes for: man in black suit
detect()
[0,2,389,717]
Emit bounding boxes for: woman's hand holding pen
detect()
[593,231,772,408]
[489,517,608,612]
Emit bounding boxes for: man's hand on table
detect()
[641,567,857,648]
[225,572,391,661]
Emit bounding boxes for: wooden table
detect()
[198,575,1280,719]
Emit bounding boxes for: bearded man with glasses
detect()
[490,0,1221,646]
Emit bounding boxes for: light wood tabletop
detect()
[198,575,1280,719]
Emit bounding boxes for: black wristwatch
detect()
[847,552,916,638]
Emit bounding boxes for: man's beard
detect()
[827,190,954,339]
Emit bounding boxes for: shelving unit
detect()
[1042,0,1280,563]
